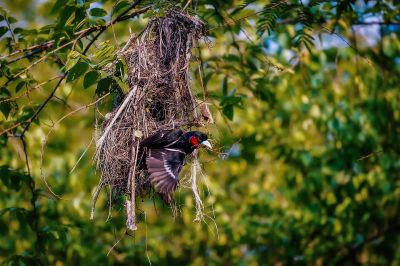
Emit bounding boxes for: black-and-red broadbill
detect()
[139,129,212,202]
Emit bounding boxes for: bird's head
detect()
[183,131,212,150]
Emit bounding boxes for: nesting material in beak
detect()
[201,140,212,149]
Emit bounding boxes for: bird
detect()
[138,129,212,202]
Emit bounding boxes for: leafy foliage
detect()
[0,0,400,265]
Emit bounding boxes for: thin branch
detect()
[0,75,62,104]
[0,40,54,60]
[53,95,72,109]
[21,136,31,176]
[11,40,77,80]
[95,86,137,151]
[42,93,110,144]
[107,230,127,256]
[2,4,396,63]
[0,1,150,138]
[7,43,54,64]
[353,21,400,25]
[3,3,151,65]
[83,28,106,55]
[40,92,111,199]
[357,150,383,161]
[70,136,94,174]
[20,75,66,137]
[144,212,153,265]
[27,170,41,259]
[183,0,193,11]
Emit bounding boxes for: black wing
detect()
[140,129,184,149]
[146,148,185,193]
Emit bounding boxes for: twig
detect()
[10,4,151,79]
[90,184,102,220]
[126,142,139,231]
[183,0,193,11]
[0,40,54,60]
[0,75,66,138]
[5,18,16,44]
[12,41,75,79]
[45,93,110,127]
[21,137,30,176]
[2,2,149,138]
[7,43,53,64]
[20,75,66,137]
[0,75,62,104]
[26,168,41,259]
[145,212,152,265]
[107,230,126,256]
[70,135,94,174]
[357,150,383,161]
[41,93,111,199]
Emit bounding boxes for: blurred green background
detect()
[0,0,399,265]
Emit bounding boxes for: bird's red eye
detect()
[190,136,200,147]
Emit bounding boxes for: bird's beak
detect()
[201,140,212,149]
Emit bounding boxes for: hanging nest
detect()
[92,10,212,230]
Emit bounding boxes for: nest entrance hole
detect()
[92,10,210,229]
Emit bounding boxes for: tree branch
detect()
[3,3,151,65]
[336,221,400,264]
[0,1,150,138]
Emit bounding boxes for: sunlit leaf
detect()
[112,0,130,17]
[89,8,107,17]
[0,26,8,38]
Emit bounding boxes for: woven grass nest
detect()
[91,10,213,230]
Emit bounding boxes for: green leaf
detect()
[15,80,27,93]
[67,61,89,82]
[223,105,234,120]
[0,102,11,118]
[89,8,107,17]
[65,50,82,71]
[7,16,17,24]
[59,5,75,26]
[17,106,37,124]
[13,27,23,34]
[0,26,8,38]
[0,165,31,191]
[51,0,67,13]
[90,17,106,26]
[0,135,7,147]
[0,87,10,98]
[113,77,129,94]
[83,71,100,89]
[204,72,213,86]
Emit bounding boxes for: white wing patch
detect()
[146,148,184,193]
[165,148,185,154]
[164,138,180,147]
